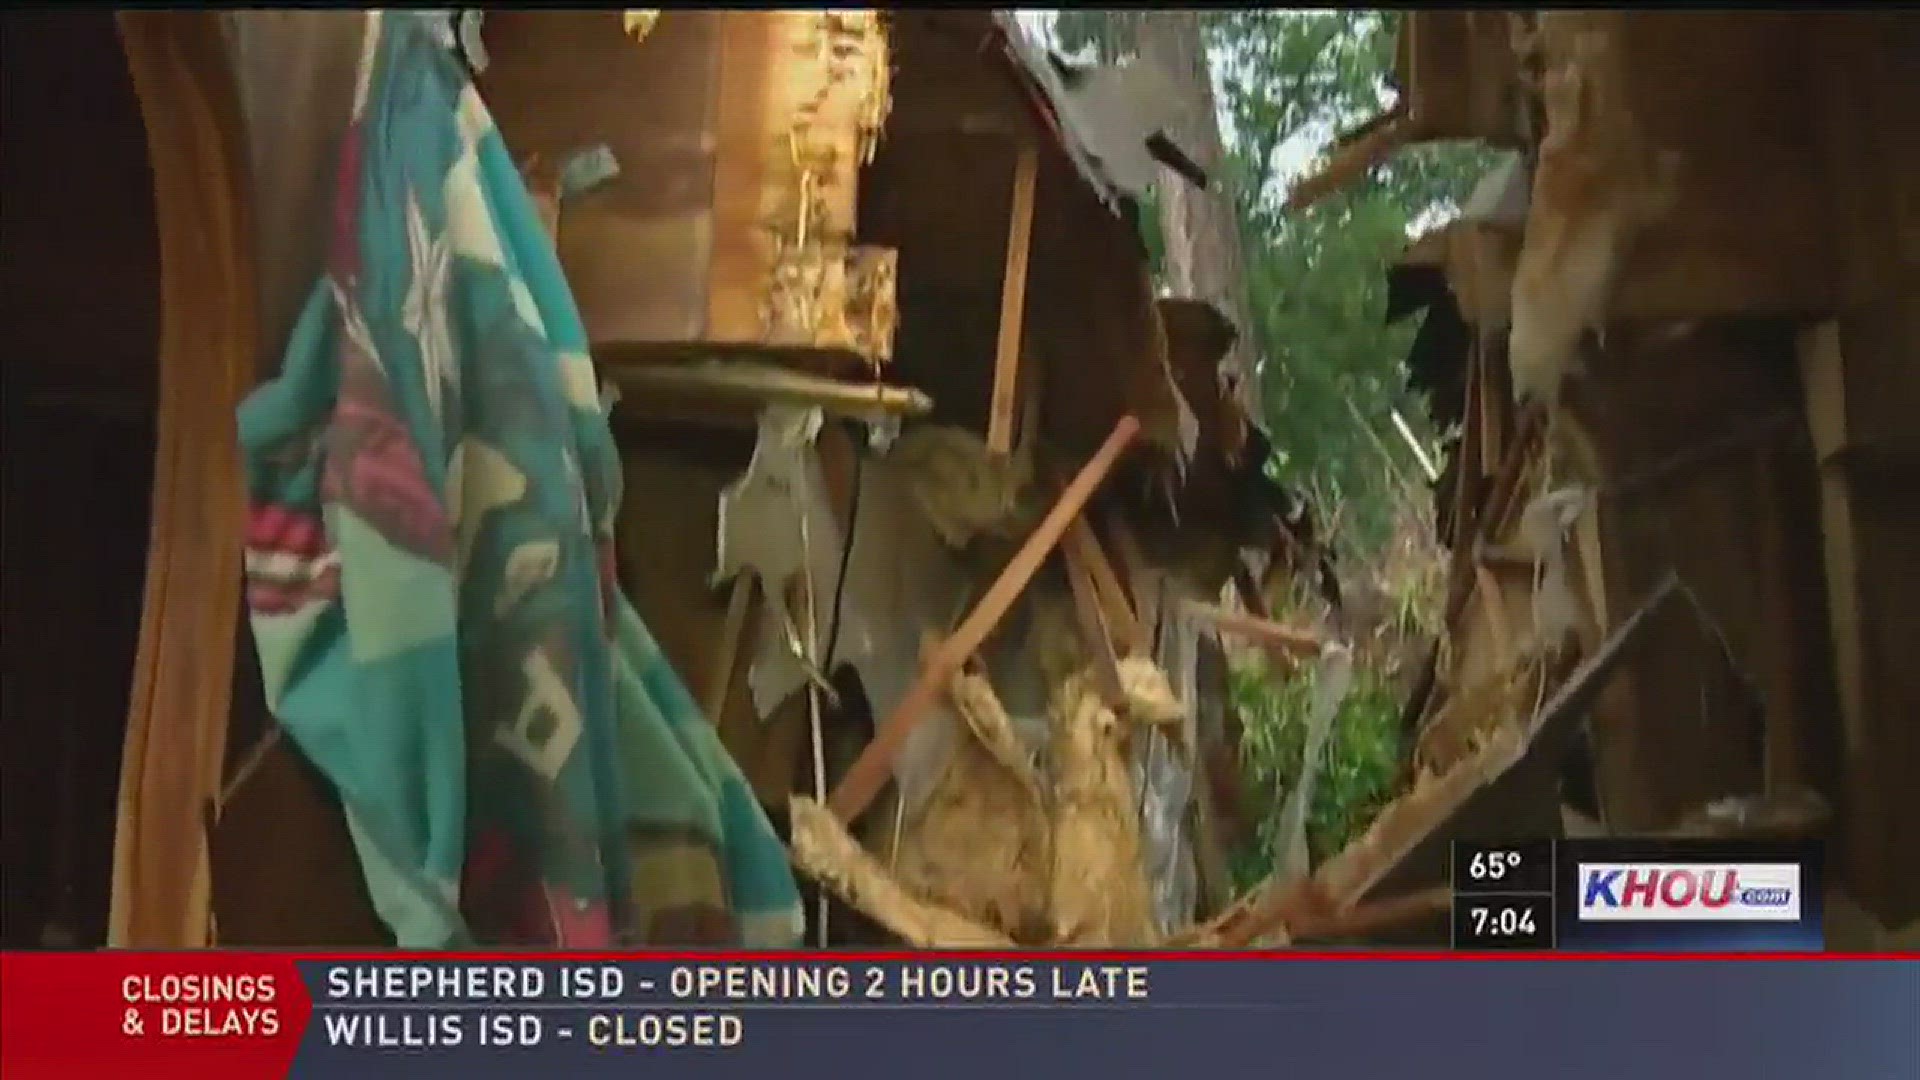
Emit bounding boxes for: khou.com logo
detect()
[1577,863,1802,922]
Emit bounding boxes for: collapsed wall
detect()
[475,11,1303,945]
[1370,11,1919,929]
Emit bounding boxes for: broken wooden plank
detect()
[1477,332,1507,479]
[1063,516,1148,655]
[1450,338,1487,548]
[1178,601,1324,657]
[1476,565,1513,661]
[788,795,1016,948]
[111,9,257,949]
[604,359,932,421]
[1438,404,1543,634]
[1392,408,1441,483]
[1063,541,1127,707]
[1231,561,1273,621]
[1104,510,1157,623]
[828,416,1143,824]
[1284,106,1417,214]
[1294,884,1453,942]
[1476,548,1539,573]
[986,146,1040,457]
[1481,406,1546,540]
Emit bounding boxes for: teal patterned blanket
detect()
[236,12,803,948]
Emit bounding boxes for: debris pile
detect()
[477,10,1713,950]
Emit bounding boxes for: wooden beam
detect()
[788,795,1016,948]
[1293,885,1453,942]
[1063,537,1127,707]
[827,416,1143,824]
[604,359,932,421]
[1481,406,1545,542]
[111,11,257,948]
[1283,107,1416,214]
[1796,319,1897,917]
[986,147,1039,456]
[1475,565,1512,661]
[1178,601,1324,657]
[1104,510,1157,622]
[1231,562,1272,621]
[1477,334,1503,477]
[1063,516,1148,656]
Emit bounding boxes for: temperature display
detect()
[1452,840,1556,896]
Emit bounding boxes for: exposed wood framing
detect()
[827,416,1143,824]
[1400,12,1530,146]
[1601,411,1796,504]
[110,11,257,948]
[1798,320,1888,917]
[986,146,1039,456]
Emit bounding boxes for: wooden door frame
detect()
[109,11,257,948]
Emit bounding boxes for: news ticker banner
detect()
[2,951,1916,1079]
[1450,837,1828,951]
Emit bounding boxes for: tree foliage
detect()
[1056,10,1498,554]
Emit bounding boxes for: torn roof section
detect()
[873,11,1231,466]
[984,13,1206,227]
[1388,156,1527,432]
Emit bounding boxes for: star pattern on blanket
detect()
[402,187,458,423]
[233,12,804,951]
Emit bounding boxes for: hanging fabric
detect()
[236,12,802,948]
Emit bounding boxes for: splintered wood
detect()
[1507,14,1676,409]
[479,12,898,362]
[621,11,660,44]
[792,656,1183,949]
[1179,602,1324,658]
[1048,659,1183,946]
[741,12,899,363]
[788,795,1016,948]
[1284,106,1417,214]
[826,416,1143,825]
[892,669,1052,943]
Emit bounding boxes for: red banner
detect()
[0,952,311,1080]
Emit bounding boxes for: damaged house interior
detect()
[1,9,1914,952]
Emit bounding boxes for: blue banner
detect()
[292,956,1919,1078]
